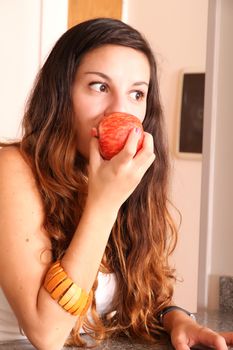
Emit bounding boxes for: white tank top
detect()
[0,272,116,341]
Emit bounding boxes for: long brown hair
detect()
[2,18,177,346]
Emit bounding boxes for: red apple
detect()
[96,112,144,160]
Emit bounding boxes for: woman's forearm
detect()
[61,198,118,291]
[30,199,118,349]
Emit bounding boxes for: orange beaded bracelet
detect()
[80,290,93,316]
[69,290,88,315]
[59,284,82,307]
[44,261,91,316]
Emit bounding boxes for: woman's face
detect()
[72,44,150,159]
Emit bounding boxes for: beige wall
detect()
[125,0,208,311]
[40,0,68,64]
[0,0,68,140]
[0,0,41,139]
[199,0,233,309]
[211,0,233,302]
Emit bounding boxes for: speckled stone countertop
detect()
[0,310,232,349]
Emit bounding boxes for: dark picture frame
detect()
[176,70,205,159]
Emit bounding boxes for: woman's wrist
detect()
[157,306,196,332]
[85,196,119,221]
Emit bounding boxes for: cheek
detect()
[134,103,147,123]
[73,95,93,131]
[72,103,96,157]
[74,115,92,147]
[75,125,92,159]
[73,87,106,115]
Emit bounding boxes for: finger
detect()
[136,153,156,178]
[172,336,190,350]
[141,131,154,151]
[89,134,102,168]
[219,332,233,345]
[114,127,142,164]
[133,132,155,167]
[198,328,228,350]
[173,342,190,350]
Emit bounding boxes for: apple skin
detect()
[97,112,144,160]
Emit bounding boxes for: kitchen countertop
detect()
[0,310,232,349]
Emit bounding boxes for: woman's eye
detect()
[130,90,145,101]
[89,82,108,93]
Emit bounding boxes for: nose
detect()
[104,93,128,116]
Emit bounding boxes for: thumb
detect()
[172,333,190,350]
[89,132,102,168]
[172,341,190,350]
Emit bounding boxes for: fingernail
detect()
[91,128,98,137]
[135,127,140,134]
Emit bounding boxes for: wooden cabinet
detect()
[68,0,122,28]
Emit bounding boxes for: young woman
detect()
[0,18,232,350]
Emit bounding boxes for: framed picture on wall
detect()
[175,69,205,160]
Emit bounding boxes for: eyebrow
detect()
[84,71,149,87]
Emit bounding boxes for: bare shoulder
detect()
[0,146,41,205]
[0,146,52,279]
[0,145,34,182]
[0,145,47,234]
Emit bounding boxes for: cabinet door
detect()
[68,0,122,28]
